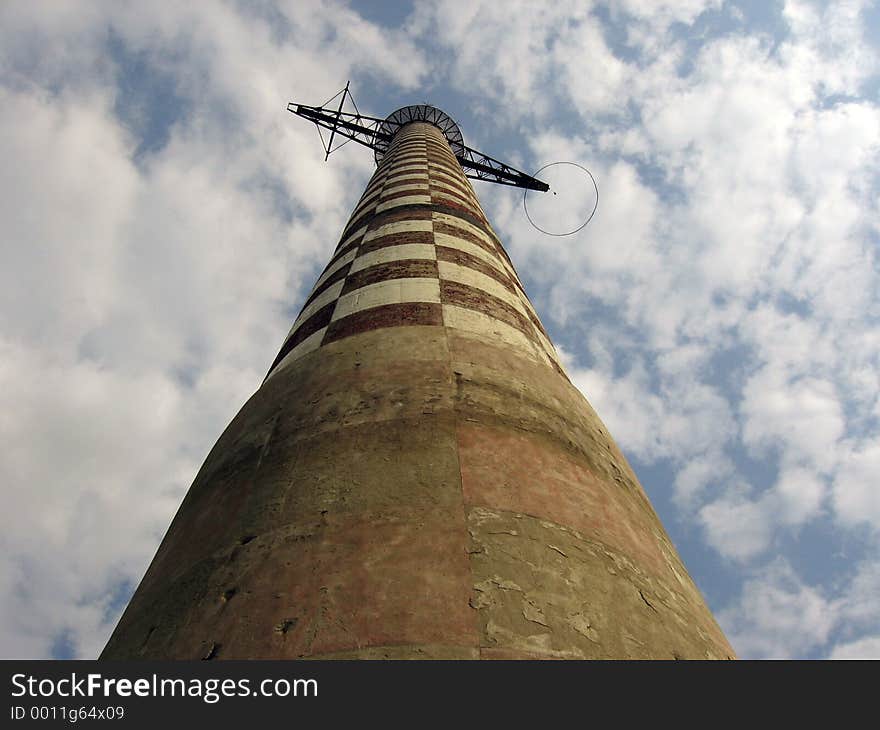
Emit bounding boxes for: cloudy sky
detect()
[1,0,878,660]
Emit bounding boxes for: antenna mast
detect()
[289,83,550,192]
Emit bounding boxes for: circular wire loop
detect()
[523,162,599,237]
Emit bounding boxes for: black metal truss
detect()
[288,91,549,192]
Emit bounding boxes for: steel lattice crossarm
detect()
[288,87,549,192]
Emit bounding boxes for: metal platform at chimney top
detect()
[288,82,549,193]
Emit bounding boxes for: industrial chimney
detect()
[101,101,734,659]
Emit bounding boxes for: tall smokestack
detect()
[101,117,734,659]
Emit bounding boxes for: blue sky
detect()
[1,0,878,659]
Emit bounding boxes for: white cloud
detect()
[409,1,594,119]
[0,340,195,658]
[551,13,635,117]
[833,443,880,530]
[0,87,137,350]
[829,636,880,659]
[699,492,775,561]
[741,372,844,473]
[615,0,722,56]
[838,559,880,628]
[718,559,837,658]
[721,555,880,658]
[773,466,826,526]
[782,0,877,97]
[616,0,720,24]
[697,466,827,562]
[673,454,734,507]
